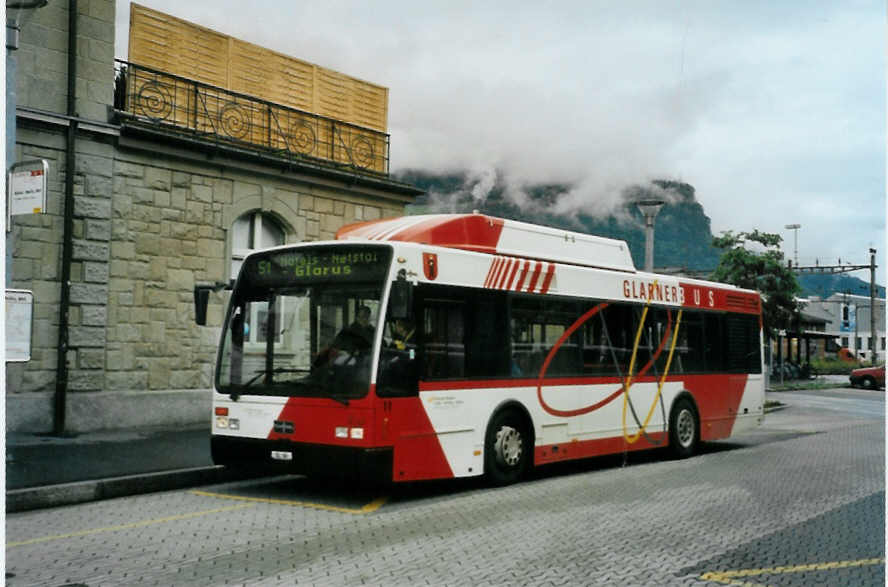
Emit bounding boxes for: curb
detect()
[6,466,265,513]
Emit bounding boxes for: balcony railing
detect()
[114,60,390,175]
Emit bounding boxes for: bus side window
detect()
[746,315,762,373]
[725,314,762,374]
[421,298,465,380]
[510,295,582,378]
[677,313,705,373]
[644,307,674,375]
[597,304,633,376]
[510,297,543,376]
[582,312,608,376]
[705,312,726,372]
[466,292,509,378]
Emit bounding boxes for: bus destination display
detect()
[243,246,391,286]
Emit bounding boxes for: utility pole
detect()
[785,224,801,267]
[789,254,882,364]
[870,248,877,364]
[854,296,859,360]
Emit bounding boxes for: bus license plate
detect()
[271,451,293,461]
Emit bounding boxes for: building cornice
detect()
[17,106,120,137]
[15,105,425,204]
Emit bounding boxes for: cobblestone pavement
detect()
[682,491,884,585]
[6,390,884,586]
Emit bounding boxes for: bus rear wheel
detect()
[669,397,699,459]
[485,409,530,485]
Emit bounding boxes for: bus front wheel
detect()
[484,409,530,485]
[668,397,699,459]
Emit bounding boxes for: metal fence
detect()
[114,60,390,175]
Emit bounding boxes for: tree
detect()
[710,230,802,338]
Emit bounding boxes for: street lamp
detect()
[7,1,48,50]
[785,223,801,267]
[636,199,665,272]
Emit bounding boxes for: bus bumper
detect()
[211,435,393,485]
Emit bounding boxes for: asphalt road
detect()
[6,427,213,490]
[6,388,884,586]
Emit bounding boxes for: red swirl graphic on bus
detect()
[535,303,676,418]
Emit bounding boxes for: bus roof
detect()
[335,213,637,273]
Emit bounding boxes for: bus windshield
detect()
[216,245,393,401]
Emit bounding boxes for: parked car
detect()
[849,364,885,390]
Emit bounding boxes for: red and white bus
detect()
[207,213,764,485]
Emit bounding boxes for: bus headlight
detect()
[335,426,348,438]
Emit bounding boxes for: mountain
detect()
[394,170,883,299]
[797,273,885,299]
[396,171,721,271]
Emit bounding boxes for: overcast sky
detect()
[115,1,886,284]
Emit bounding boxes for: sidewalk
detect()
[6,424,259,512]
[818,374,850,386]
[766,373,852,390]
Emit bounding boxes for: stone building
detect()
[7,1,421,432]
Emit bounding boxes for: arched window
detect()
[230,211,285,280]
[230,212,287,347]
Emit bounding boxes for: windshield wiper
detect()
[229,370,354,406]
[243,368,311,387]
[230,368,312,400]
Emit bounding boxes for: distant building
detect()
[8,2,421,433]
[803,293,885,363]
[772,305,830,367]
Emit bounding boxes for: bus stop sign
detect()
[5,289,33,362]
[7,159,48,224]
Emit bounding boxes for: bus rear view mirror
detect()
[194,286,211,326]
[390,278,413,320]
[194,282,232,326]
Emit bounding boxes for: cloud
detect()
[116,0,886,282]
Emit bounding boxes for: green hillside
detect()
[798,273,885,299]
